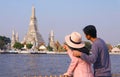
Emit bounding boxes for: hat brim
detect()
[65,35,85,48]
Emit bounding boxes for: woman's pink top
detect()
[64,49,94,77]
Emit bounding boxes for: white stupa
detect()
[22,6,44,47]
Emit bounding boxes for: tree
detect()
[0,40,5,50]
[106,43,113,52]
[117,45,120,49]
[13,42,24,50]
[84,41,92,50]
[0,36,11,50]
[57,45,65,52]
[47,45,53,51]
[26,43,33,49]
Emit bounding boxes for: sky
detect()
[0,0,120,46]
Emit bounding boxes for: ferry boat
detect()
[0,50,18,54]
[30,51,47,54]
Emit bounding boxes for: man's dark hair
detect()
[83,25,97,38]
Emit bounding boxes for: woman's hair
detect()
[67,44,90,55]
[83,25,97,38]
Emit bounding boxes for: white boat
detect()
[19,51,30,54]
[30,51,47,54]
[46,51,67,54]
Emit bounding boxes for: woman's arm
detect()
[64,50,79,76]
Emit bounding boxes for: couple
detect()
[63,25,111,77]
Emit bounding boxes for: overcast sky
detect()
[0,0,120,46]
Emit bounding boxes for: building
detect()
[111,47,120,53]
[11,29,19,48]
[48,30,56,50]
[22,6,44,48]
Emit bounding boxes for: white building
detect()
[22,6,44,47]
[49,30,56,50]
[11,29,19,48]
[111,47,120,53]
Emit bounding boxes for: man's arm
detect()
[73,44,98,64]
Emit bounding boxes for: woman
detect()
[63,32,93,77]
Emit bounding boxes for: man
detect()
[73,25,111,77]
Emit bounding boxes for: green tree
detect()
[0,36,11,50]
[57,45,66,52]
[26,43,33,49]
[84,41,92,50]
[47,45,53,51]
[117,45,120,49]
[13,42,24,50]
[0,40,5,49]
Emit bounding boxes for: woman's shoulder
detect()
[79,47,90,55]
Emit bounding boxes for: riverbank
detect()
[1,50,120,55]
[109,52,120,55]
[0,50,67,55]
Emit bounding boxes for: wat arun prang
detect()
[22,6,44,48]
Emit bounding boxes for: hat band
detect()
[70,37,81,44]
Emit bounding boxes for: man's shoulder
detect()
[93,38,108,50]
[93,38,106,47]
[94,38,105,44]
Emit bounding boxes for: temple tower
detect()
[49,30,55,50]
[11,30,16,47]
[11,29,19,48]
[23,6,44,47]
[16,32,19,42]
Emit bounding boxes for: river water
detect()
[0,54,120,77]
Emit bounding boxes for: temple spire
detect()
[50,30,54,41]
[31,6,36,19]
[22,6,44,48]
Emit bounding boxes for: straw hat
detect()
[65,32,85,48]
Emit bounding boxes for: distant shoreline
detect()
[109,52,120,55]
[1,50,120,55]
[0,50,67,55]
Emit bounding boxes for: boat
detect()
[46,51,67,55]
[18,51,30,54]
[0,50,18,54]
[30,51,47,54]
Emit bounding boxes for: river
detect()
[0,54,120,77]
